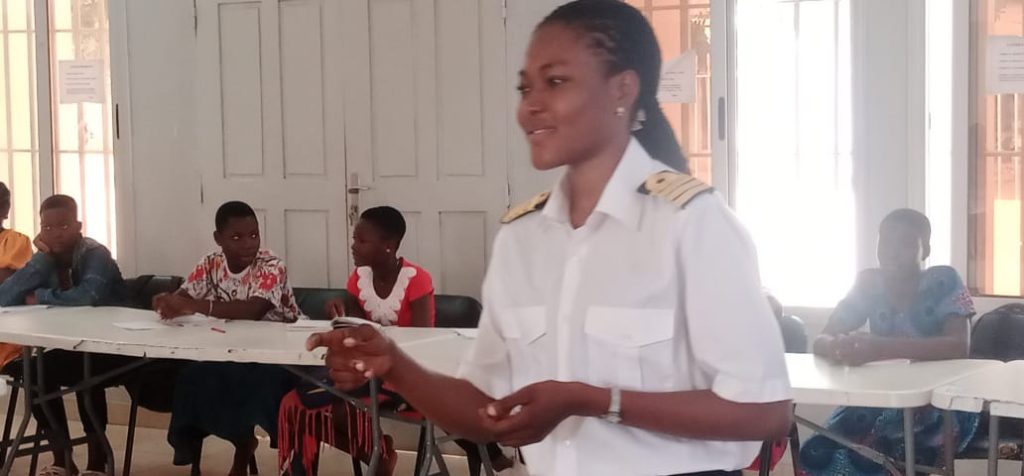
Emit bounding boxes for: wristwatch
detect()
[601,387,622,424]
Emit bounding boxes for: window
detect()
[625,0,713,184]
[0,0,117,254]
[971,0,1024,297]
[0,0,43,236]
[733,0,854,307]
[50,0,117,253]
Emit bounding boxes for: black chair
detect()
[956,304,1024,464]
[757,313,807,476]
[293,287,351,321]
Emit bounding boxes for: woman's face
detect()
[351,220,392,268]
[516,23,634,171]
[877,222,924,274]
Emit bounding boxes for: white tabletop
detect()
[787,353,1000,408]
[931,361,1024,419]
[0,306,466,372]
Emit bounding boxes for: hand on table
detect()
[153,292,198,319]
[830,332,878,366]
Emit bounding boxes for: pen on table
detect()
[211,327,226,334]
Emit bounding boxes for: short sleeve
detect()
[680,195,791,404]
[456,232,513,398]
[406,266,434,302]
[928,266,975,319]
[0,233,33,270]
[180,257,212,299]
[248,258,287,306]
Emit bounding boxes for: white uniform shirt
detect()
[458,139,791,476]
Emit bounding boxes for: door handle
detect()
[348,173,370,227]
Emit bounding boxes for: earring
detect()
[615,106,626,117]
[631,108,647,132]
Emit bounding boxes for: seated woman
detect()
[155,201,303,476]
[0,181,35,369]
[279,206,431,476]
[279,207,511,475]
[801,209,977,475]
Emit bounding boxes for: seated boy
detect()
[0,194,131,476]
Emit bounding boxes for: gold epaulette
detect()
[639,170,712,208]
[501,191,550,224]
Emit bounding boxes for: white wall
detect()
[118,0,204,278]
[851,0,924,272]
[112,1,938,316]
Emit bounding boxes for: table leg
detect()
[35,348,73,472]
[81,353,115,476]
[366,379,380,476]
[943,410,955,476]
[904,408,915,476]
[988,413,998,476]
[794,414,902,475]
[1,347,35,474]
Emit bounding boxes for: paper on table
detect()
[330,317,382,329]
[286,320,333,332]
[165,313,222,326]
[0,305,52,313]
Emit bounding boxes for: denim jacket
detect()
[0,237,127,307]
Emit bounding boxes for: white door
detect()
[195,0,349,288]
[340,0,509,298]
[197,0,510,296]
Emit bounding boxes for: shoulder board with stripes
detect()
[501,191,551,224]
[639,170,712,208]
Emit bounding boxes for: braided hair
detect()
[540,0,688,173]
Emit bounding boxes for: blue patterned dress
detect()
[799,266,978,475]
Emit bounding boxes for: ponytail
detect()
[634,97,688,173]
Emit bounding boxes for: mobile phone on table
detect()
[330,316,383,330]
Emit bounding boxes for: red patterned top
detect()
[181,249,303,322]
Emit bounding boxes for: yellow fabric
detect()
[0,229,32,270]
[0,229,33,369]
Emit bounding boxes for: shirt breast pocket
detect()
[585,307,676,391]
[498,306,548,390]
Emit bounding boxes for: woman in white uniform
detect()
[308,1,791,474]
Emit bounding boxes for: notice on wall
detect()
[987,36,1024,94]
[657,50,697,104]
[58,60,105,104]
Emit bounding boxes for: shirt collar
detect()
[541,138,662,230]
